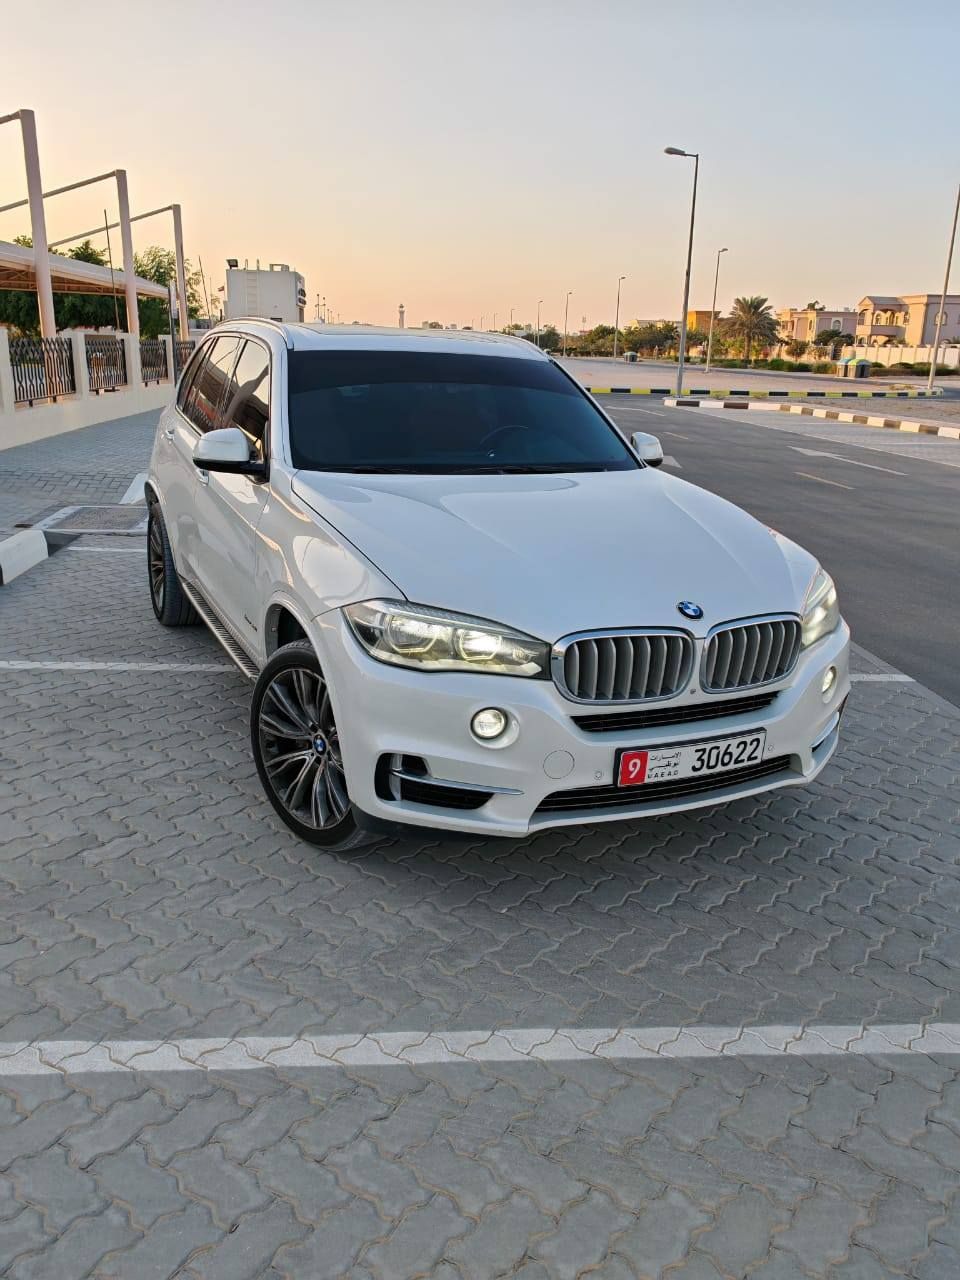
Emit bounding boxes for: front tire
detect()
[148,504,198,626]
[251,640,375,850]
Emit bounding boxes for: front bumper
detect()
[312,610,851,838]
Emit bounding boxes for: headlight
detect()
[801,568,840,648]
[343,599,549,676]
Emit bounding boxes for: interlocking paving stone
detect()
[1,437,960,1275]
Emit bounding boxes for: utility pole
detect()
[705,247,727,373]
[929,182,960,391]
[665,147,700,397]
[612,275,626,360]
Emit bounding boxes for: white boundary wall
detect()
[842,342,960,368]
[0,329,175,451]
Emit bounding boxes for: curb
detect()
[662,397,960,440]
[0,529,49,585]
[617,387,945,401]
[775,403,960,440]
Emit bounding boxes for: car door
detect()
[192,337,272,652]
[159,335,240,582]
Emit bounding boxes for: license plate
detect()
[617,731,767,787]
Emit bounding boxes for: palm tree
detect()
[726,296,780,363]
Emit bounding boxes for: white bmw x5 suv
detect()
[146,321,849,849]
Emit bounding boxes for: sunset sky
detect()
[2,0,958,330]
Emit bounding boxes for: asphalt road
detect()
[606,399,960,707]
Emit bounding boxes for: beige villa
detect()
[777,307,856,343]
[855,294,960,346]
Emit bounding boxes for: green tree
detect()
[522,324,561,352]
[725,296,780,362]
[786,339,809,359]
[134,246,203,339]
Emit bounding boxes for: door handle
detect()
[197,469,209,486]
[162,426,175,440]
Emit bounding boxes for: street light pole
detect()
[928,181,960,392]
[562,291,572,357]
[705,247,727,373]
[510,307,515,328]
[536,299,543,348]
[665,146,699,397]
[612,275,626,360]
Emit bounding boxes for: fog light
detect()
[472,708,507,739]
[821,666,837,699]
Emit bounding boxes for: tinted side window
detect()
[221,340,270,457]
[185,337,240,433]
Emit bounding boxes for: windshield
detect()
[287,350,638,474]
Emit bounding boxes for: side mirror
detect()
[193,426,266,477]
[631,430,664,467]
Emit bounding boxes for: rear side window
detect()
[221,340,270,458]
[181,337,240,433]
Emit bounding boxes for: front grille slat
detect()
[597,637,617,700]
[703,617,800,693]
[631,636,651,698]
[555,630,693,704]
[537,755,792,814]
[581,640,598,700]
[613,637,634,699]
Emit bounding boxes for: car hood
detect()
[291,468,818,641]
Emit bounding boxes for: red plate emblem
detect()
[618,750,649,787]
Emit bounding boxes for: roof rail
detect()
[220,316,294,347]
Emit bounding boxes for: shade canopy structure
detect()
[0,238,167,300]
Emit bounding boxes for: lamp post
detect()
[562,291,572,357]
[705,247,727,373]
[612,275,626,360]
[665,146,699,397]
[536,299,543,348]
[929,181,960,392]
[493,311,497,331]
[510,306,515,328]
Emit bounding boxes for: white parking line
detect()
[119,471,147,504]
[64,547,146,554]
[0,660,236,673]
[795,471,854,490]
[2,1023,958,1075]
[850,673,914,683]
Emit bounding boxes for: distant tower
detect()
[398,303,405,329]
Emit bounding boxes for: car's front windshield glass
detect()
[287,350,638,474]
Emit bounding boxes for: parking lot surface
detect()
[1,414,959,1278]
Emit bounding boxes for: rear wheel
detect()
[147,504,198,626]
[251,640,375,849]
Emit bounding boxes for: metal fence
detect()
[84,335,128,392]
[9,337,76,405]
[139,339,168,384]
[173,339,196,378]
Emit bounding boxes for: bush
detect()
[766,358,788,370]
[813,362,833,373]
[794,362,812,372]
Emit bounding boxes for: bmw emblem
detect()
[677,601,704,620]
